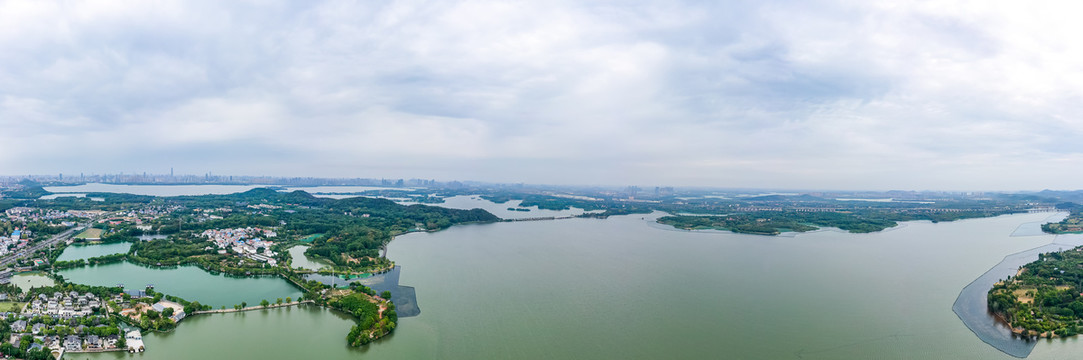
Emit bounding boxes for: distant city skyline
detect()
[3,1,1083,191]
[0,171,1059,194]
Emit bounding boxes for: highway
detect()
[0,225,82,268]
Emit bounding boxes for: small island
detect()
[988,247,1083,338]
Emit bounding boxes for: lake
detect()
[55,242,132,261]
[287,245,330,271]
[74,305,364,360]
[434,195,594,219]
[74,211,1083,359]
[57,262,302,308]
[11,272,56,292]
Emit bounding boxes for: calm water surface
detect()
[288,245,330,271]
[11,273,55,292]
[434,195,593,219]
[57,262,301,308]
[78,305,363,360]
[74,212,1083,359]
[55,242,132,261]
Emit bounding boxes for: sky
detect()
[1,0,1082,191]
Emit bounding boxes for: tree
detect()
[241,301,247,308]
[18,334,32,354]
[184,301,202,314]
[381,290,392,299]
[25,347,53,360]
[286,297,292,303]
[260,299,270,308]
[0,342,16,356]
[162,307,174,318]
[117,336,127,349]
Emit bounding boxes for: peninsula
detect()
[988,246,1083,339]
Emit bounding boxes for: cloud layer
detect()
[2,0,1082,190]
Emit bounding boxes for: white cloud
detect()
[3,0,1083,190]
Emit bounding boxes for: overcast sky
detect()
[2,1,1082,190]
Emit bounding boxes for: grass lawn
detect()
[0,302,25,312]
[74,227,105,240]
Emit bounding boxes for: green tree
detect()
[381,290,392,299]
[0,342,17,356]
[260,299,270,308]
[184,301,202,314]
[276,298,283,305]
[286,297,292,303]
[18,334,32,353]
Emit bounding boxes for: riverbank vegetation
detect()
[1042,209,1083,234]
[658,209,1014,235]
[988,246,1083,338]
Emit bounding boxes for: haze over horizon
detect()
[2,1,1082,191]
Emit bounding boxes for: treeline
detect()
[658,209,1014,235]
[25,192,158,211]
[1,185,51,199]
[482,193,607,211]
[658,212,893,235]
[26,282,124,305]
[52,252,128,270]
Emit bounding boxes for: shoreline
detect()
[191,300,314,315]
[952,226,1083,358]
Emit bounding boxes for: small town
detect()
[201,227,279,266]
[4,287,157,358]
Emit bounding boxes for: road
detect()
[0,225,82,268]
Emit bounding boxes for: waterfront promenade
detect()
[191,300,314,315]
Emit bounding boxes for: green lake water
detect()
[11,273,56,292]
[66,211,1083,359]
[73,305,362,360]
[56,262,301,308]
[287,245,331,271]
[55,242,132,261]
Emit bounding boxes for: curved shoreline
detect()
[953,233,1083,358]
